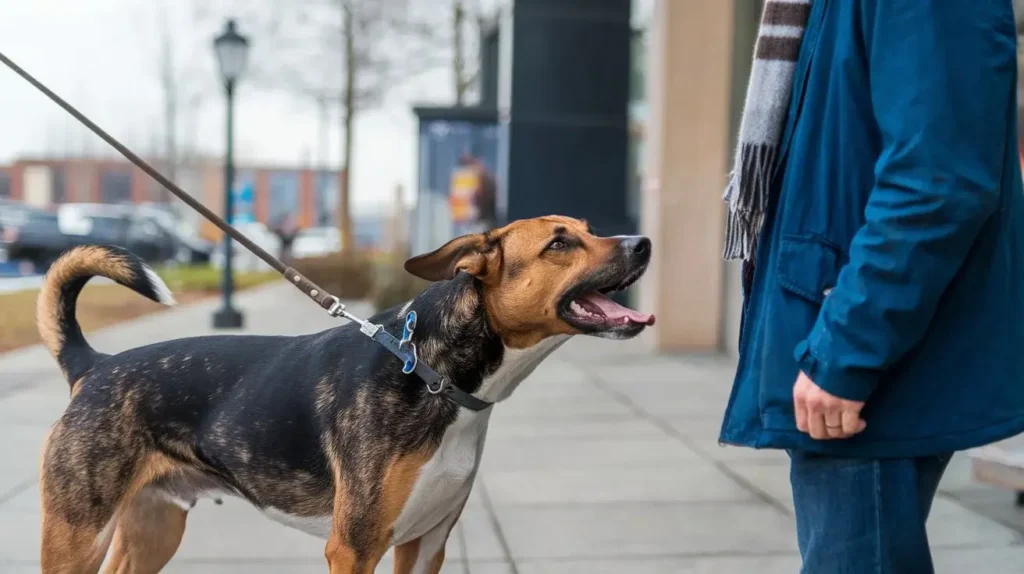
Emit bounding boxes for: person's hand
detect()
[793,371,867,440]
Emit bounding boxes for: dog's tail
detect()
[37,245,176,386]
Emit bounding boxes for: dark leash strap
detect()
[0,50,492,412]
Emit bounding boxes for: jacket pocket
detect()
[775,234,842,305]
[758,234,843,428]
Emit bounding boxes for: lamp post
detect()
[212,19,250,329]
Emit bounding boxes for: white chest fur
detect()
[390,408,491,545]
[391,335,570,544]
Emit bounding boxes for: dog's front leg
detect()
[392,502,466,574]
[324,529,382,574]
[324,487,387,574]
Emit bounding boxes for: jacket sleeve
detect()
[794,0,1017,401]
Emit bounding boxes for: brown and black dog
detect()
[36,216,654,574]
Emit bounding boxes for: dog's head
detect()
[404,216,654,348]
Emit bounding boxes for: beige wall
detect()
[640,0,738,353]
[639,0,763,354]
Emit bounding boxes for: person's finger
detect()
[825,408,844,438]
[841,410,864,436]
[808,409,828,440]
[794,390,808,433]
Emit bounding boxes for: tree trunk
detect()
[339,3,356,250]
[158,2,177,204]
[453,0,466,105]
[316,97,330,226]
[339,3,356,251]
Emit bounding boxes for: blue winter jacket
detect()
[720,0,1024,457]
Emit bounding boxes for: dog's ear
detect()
[404,233,495,282]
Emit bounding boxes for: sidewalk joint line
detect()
[455,521,471,574]
[476,478,520,574]
[936,491,1024,542]
[0,476,37,508]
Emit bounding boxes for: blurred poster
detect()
[449,166,479,225]
[413,118,499,254]
[232,174,255,225]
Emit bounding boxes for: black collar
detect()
[361,311,493,412]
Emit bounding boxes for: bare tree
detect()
[197,0,444,250]
[150,0,216,206]
[451,0,492,106]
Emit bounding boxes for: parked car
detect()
[1,200,214,274]
[57,203,177,264]
[135,204,213,264]
[291,226,342,259]
[0,200,76,274]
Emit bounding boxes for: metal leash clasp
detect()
[399,311,418,374]
[326,297,345,317]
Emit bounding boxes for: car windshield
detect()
[0,205,30,227]
[86,216,128,242]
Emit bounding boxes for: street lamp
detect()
[212,18,250,329]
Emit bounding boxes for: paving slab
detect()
[479,435,702,472]
[515,555,802,574]
[495,393,637,420]
[492,502,798,560]
[932,547,1024,574]
[458,507,512,562]
[481,465,755,506]
[485,416,664,440]
[927,498,1024,548]
[722,461,794,513]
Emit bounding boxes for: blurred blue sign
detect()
[232,179,255,224]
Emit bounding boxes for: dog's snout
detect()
[621,236,651,257]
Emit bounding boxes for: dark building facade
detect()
[498,0,634,236]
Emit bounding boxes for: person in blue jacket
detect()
[720,0,1024,571]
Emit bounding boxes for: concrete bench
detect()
[969,434,1024,506]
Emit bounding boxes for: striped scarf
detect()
[722,0,813,262]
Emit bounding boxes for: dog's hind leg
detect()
[40,415,177,574]
[39,425,123,574]
[39,510,117,574]
[102,489,188,574]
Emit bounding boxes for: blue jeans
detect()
[789,451,953,574]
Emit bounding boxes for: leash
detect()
[0,50,491,412]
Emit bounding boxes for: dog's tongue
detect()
[579,292,656,325]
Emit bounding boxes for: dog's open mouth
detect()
[566,292,655,327]
[560,268,655,334]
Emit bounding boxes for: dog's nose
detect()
[621,236,651,256]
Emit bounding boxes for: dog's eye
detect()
[546,239,568,251]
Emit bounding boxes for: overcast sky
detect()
[0,0,457,215]
[0,0,652,215]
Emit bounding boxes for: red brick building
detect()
[0,157,344,242]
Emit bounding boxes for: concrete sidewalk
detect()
[1,282,1023,572]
